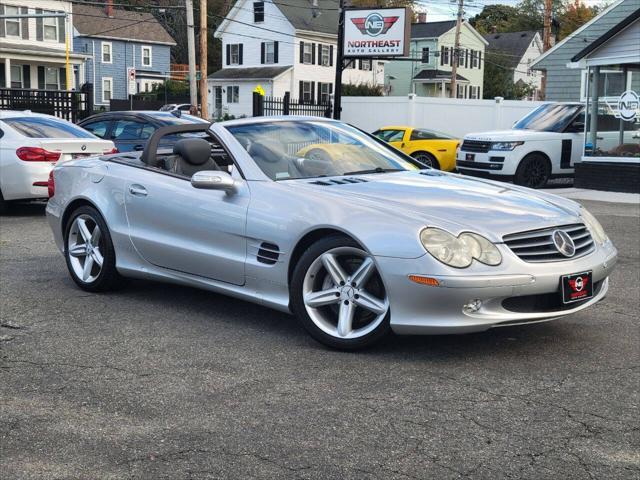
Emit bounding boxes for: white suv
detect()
[457,103,589,188]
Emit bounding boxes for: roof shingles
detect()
[73,4,176,45]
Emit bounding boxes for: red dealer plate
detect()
[561,271,593,304]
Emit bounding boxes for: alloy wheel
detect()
[302,247,389,340]
[523,158,547,188]
[67,214,104,283]
[414,154,435,168]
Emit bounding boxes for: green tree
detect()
[482,52,535,100]
[557,0,598,40]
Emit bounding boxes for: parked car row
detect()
[0,109,208,214]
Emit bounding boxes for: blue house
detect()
[72,2,175,107]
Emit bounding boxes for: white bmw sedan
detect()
[0,111,115,214]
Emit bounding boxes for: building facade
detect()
[531,0,638,102]
[483,31,543,100]
[0,0,87,91]
[72,2,175,108]
[384,19,487,99]
[208,0,386,118]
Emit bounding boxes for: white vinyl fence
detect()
[341,95,546,137]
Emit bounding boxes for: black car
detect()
[78,111,209,153]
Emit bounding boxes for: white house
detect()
[483,31,544,100]
[208,0,386,118]
[0,0,87,91]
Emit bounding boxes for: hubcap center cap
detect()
[339,285,356,300]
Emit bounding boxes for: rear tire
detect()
[290,235,391,350]
[64,205,122,292]
[514,154,550,189]
[412,151,440,170]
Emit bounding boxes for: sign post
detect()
[127,68,136,109]
[333,6,410,119]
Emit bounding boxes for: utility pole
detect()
[332,0,345,120]
[199,0,208,119]
[540,0,552,100]
[185,0,198,110]
[450,0,464,99]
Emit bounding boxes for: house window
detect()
[10,65,23,88]
[229,44,240,65]
[43,13,58,41]
[441,46,449,65]
[457,84,464,98]
[102,77,112,102]
[319,82,332,104]
[253,2,264,22]
[321,45,330,66]
[265,42,275,64]
[4,5,21,37]
[361,59,371,71]
[226,85,239,103]
[102,42,112,63]
[45,67,59,90]
[142,46,152,67]
[303,43,312,64]
[343,59,355,69]
[472,50,478,68]
[301,81,313,103]
[421,47,430,63]
[457,49,464,67]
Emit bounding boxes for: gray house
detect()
[531,0,638,101]
[72,2,176,107]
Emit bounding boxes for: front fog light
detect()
[463,299,482,313]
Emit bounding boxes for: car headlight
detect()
[420,228,502,268]
[490,141,524,151]
[580,207,609,245]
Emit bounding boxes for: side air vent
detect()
[310,177,369,186]
[257,242,280,265]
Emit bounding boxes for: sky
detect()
[422,0,610,21]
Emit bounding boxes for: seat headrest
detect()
[173,138,211,165]
[249,141,285,164]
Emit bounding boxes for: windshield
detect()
[4,116,96,138]
[227,120,419,180]
[513,104,584,132]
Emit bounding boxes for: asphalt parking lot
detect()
[1,199,638,479]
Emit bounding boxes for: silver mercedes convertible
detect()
[46,117,617,349]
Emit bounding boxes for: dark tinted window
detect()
[409,129,455,141]
[82,120,111,138]
[373,129,405,142]
[111,120,155,141]
[4,116,95,138]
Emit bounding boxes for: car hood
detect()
[299,171,582,241]
[464,129,563,141]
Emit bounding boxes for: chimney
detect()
[417,12,427,23]
[106,0,114,18]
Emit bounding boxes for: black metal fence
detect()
[0,84,93,123]
[253,92,331,118]
[110,94,190,112]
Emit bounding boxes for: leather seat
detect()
[248,141,295,180]
[171,138,219,177]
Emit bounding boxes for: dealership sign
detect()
[616,90,639,122]
[343,8,410,58]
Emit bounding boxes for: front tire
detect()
[64,205,121,292]
[514,154,550,189]
[290,235,390,350]
[411,151,440,170]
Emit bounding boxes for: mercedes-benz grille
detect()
[503,224,595,262]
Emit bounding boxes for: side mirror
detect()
[191,170,236,192]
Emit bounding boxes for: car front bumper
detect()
[376,241,618,334]
[456,149,519,178]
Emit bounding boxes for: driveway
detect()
[1,199,638,479]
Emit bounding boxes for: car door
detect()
[110,118,155,152]
[124,166,249,286]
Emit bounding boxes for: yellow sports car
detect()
[373,126,460,171]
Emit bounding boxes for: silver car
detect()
[46,117,618,349]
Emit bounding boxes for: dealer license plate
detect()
[465,153,475,161]
[561,271,593,304]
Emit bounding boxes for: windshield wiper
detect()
[343,167,404,176]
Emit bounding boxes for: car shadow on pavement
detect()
[1,202,47,217]
[114,278,570,360]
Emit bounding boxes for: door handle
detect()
[128,184,147,197]
[133,144,144,151]
[401,142,405,148]
[596,136,604,140]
